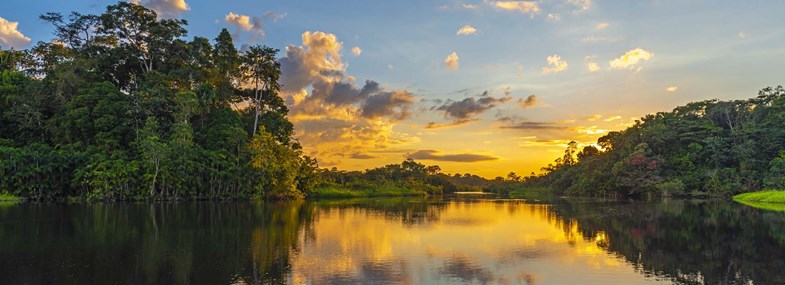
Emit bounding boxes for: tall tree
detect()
[240,45,281,137]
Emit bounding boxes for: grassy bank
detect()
[309,182,434,199]
[0,192,22,205]
[733,190,785,211]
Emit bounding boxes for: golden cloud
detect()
[134,0,189,17]
[542,55,568,74]
[351,46,362,56]
[609,48,654,70]
[0,17,31,49]
[225,12,253,30]
[666,85,678,92]
[279,31,420,167]
[457,25,478,36]
[444,52,460,70]
[495,1,540,17]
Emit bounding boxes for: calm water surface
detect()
[1,197,784,284]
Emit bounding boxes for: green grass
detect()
[0,192,22,205]
[310,184,429,199]
[733,190,785,212]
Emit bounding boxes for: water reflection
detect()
[0,198,782,284]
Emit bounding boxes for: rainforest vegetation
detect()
[4,2,785,201]
[522,86,785,198]
[0,2,322,200]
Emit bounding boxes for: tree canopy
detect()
[0,2,317,200]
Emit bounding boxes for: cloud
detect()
[567,0,592,14]
[519,95,541,109]
[444,52,460,70]
[225,12,285,41]
[494,1,540,17]
[226,12,253,30]
[498,116,568,130]
[351,46,362,56]
[542,55,568,74]
[609,48,654,70]
[350,153,378,159]
[407,150,498,162]
[547,13,561,22]
[435,91,512,120]
[463,4,479,9]
[603,115,621,122]
[456,25,478,36]
[666,85,678,92]
[738,32,745,39]
[595,22,609,29]
[585,114,602,121]
[279,31,420,166]
[135,0,189,17]
[586,62,600,72]
[501,121,569,130]
[361,90,416,120]
[425,119,479,129]
[0,17,31,49]
[584,56,600,72]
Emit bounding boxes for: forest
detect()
[0,2,320,200]
[523,86,785,198]
[3,2,784,201]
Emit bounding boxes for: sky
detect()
[2,0,785,178]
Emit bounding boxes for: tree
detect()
[240,45,281,137]
[247,126,303,200]
[139,117,167,197]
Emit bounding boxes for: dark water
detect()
[1,197,784,284]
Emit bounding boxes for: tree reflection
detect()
[0,202,315,284]
[549,199,785,285]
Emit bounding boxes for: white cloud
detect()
[738,32,745,39]
[567,0,592,14]
[609,48,654,70]
[444,52,460,70]
[225,13,253,30]
[456,25,478,36]
[494,1,540,17]
[462,3,479,9]
[595,22,609,30]
[547,13,561,22]
[136,0,189,17]
[666,85,678,92]
[351,46,362,56]
[585,56,599,72]
[0,17,31,49]
[542,55,568,74]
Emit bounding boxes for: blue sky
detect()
[3,0,785,176]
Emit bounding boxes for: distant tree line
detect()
[318,158,492,194]
[0,2,318,200]
[524,86,785,198]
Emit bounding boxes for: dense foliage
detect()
[527,86,785,198]
[316,158,494,197]
[0,2,318,200]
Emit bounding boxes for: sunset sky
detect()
[2,0,784,177]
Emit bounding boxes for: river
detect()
[0,197,783,284]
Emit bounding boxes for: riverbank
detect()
[733,190,785,211]
[309,183,435,198]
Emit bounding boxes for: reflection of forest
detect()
[0,199,448,284]
[548,199,785,285]
[2,199,784,284]
[0,202,315,284]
